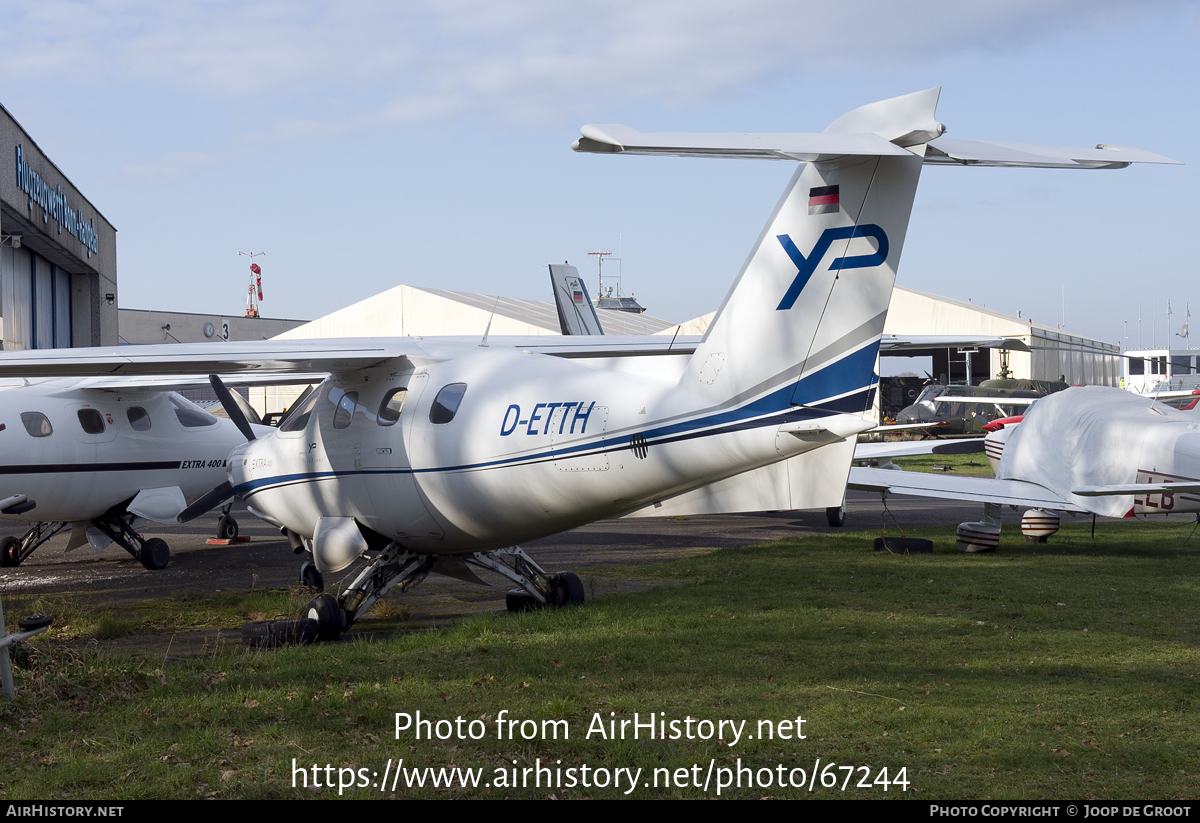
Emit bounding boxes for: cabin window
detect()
[1127,357,1145,376]
[168,394,218,428]
[378,387,408,426]
[429,383,467,424]
[279,388,321,433]
[332,391,359,430]
[20,412,52,438]
[77,408,106,434]
[127,406,151,431]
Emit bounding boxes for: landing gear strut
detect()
[89,513,171,570]
[0,522,70,567]
[261,544,585,644]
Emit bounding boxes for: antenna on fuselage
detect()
[480,295,500,347]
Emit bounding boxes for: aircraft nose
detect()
[228,438,259,488]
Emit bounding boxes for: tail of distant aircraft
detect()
[549,264,605,336]
[574,89,1176,419]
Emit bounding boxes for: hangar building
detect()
[881,286,1121,387]
[648,286,1121,387]
[273,283,673,340]
[0,103,118,350]
[119,308,305,345]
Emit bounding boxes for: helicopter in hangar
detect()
[0,375,283,569]
[0,89,1174,641]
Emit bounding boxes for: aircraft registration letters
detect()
[500,401,598,436]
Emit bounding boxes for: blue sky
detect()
[2,1,1196,348]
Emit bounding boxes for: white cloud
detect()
[3,0,1195,129]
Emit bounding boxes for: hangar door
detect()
[0,243,71,350]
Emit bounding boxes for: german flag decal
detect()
[808,185,839,215]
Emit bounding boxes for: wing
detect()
[0,335,714,379]
[1073,481,1200,496]
[74,373,328,391]
[854,438,984,461]
[930,395,1039,406]
[879,335,1030,353]
[0,339,424,378]
[848,466,1090,513]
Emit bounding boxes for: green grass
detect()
[9,587,317,642]
[2,519,1200,799]
[889,452,994,476]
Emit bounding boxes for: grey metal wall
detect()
[0,102,117,348]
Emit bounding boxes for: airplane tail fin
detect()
[549,264,605,335]
[574,89,1175,417]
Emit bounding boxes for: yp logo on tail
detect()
[775,225,889,311]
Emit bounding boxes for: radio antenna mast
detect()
[239,251,265,318]
[588,251,612,301]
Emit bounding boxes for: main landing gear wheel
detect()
[216,515,239,541]
[299,560,324,591]
[553,571,585,606]
[506,572,585,611]
[826,502,846,528]
[0,535,19,567]
[138,538,170,570]
[305,593,347,641]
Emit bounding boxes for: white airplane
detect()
[0,376,279,569]
[0,89,1173,641]
[850,386,1200,550]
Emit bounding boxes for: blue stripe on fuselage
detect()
[791,340,880,408]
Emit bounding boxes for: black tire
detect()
[305,593,347,641]
[138,537,170,570]
[241,618,320,648]
[299,561,324,591]
[17,614,52,631]
[826,502,846,528]
[216,515,239,541]
[0,535,19,567]
[554,572,585,606]
[505,589,539,612]
[872,536,934,554]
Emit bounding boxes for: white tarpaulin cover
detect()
[998,386,1188,517]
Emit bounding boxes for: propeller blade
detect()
[209,374,257,442]
[178,481,234,523]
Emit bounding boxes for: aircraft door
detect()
[67,403,117,444]
[362,371,444,545]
